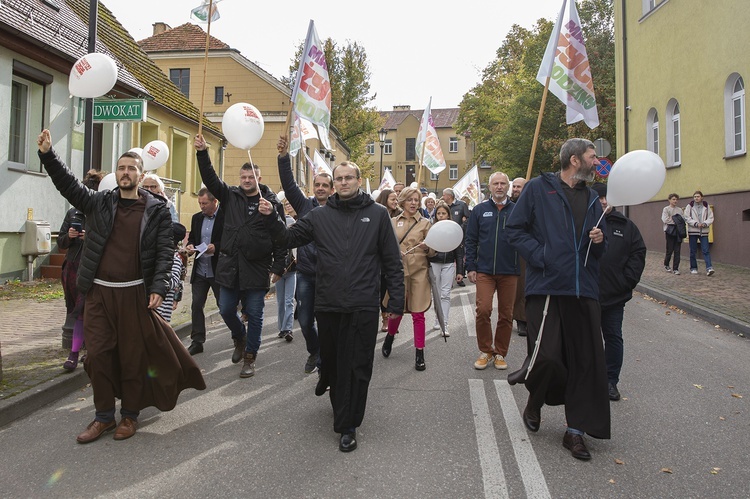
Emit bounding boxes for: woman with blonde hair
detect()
[382,186,435,370]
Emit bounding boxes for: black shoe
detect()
[608,383,621,401]
[415,349,426,371]
[315,373,329,396]
[339,431,357,452]
[517,321,527,337]
[382,334,394,358]
[457,280,466,287]
[284,331,293,342]
[231,337,245,364]
[523,403,541,432]
[187,342,204,356]
[563,432,592,460]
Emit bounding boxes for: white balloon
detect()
[98,172,117,191]
[68,53,118,99]
[371,189,381,200]
[606,150,666,206]
[222,102,265,150]
[141,140,170,171]
[424,220,463,253]
[128,147,143,159]
[410,182,419,189]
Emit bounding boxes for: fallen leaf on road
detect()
[728,385,735,389]
[694,384,703,389]
[614,458,625,465]
[77,398,86,401]
[665,311,671,315]
[731,393,743,398]
[720,416,726,421]
[661,468,673,474]
[715,325,721,329]
[608,479,616,484]
[710,467,721,474]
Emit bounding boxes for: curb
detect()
[636,283,750,338]
[0,311,220,429]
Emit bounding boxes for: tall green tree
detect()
[456,0,615,180]
[284,39,383,178]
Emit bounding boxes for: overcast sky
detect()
[107,0,564,111]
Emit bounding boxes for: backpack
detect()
[672,213,687,239]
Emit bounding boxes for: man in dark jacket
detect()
[442,188,471,286]
[506,138,609,461]
[592,183,646,402]
[276,136,334,374]
[258,161,404,453]
[185,187,224,355]
[194,135,287,379]
[465,172,520,371]
[38,129,205,444]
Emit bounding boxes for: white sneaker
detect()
[690,269,698,274]
[432,324,441,331]
[707,268,715,276]
[441,329,450,338]
[673,270,680,275]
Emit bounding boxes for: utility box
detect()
[21,220,52,256]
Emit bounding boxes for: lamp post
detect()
[378,127,388,185]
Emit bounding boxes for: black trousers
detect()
[664,232,682,270]
[508,295,610,439]
[190,274,221,343]
[315,310,379,434]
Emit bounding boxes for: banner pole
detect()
[525,76,551,181]
[197,0,213,137]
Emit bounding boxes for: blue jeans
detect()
[688,234,712,270]
[218,286,266,354]
[601,304,625,385]
[296,273,320,356]
[275,271,297,332]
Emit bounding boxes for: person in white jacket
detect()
[684,191,715,276]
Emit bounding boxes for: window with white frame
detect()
[366,142,375,155]
[449,164,458,180]
[647,108,659,155]
[384,139,393,155]
[666,99,681,167]
[449,137,458,153]
[724,74,746,156]
[642,0,667,15]
[9,61,52,172]
[430,171,439,181]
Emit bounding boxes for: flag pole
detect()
[416,142,427,186]
[197,0,214,137]
[525,76,551,181]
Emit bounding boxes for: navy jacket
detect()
[187,206,224,283]
[506,172,606,300]
[464,198,520,276]
[277,153,320,276]
[599,209,646,308]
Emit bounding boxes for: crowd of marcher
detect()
[39,130,719,460]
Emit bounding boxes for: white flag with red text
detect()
[537,0,599,129]
[291,20,332,145]
[452,165,481,208]
[378,168,396,191]
[415,97,447,175]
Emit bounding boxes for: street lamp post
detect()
[378,127,388,185]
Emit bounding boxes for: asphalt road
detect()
[0,285,748,498]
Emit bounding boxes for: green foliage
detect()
[284,38,384,179]
[456,0,616,180]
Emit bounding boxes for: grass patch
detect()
[0,279,64,301]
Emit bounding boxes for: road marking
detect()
[468,379,509,499]
[462,293,476,336]
[494,380,551,499]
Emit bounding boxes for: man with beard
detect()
[276,135,334,374]
[37,130,205,444]
[258,161,404,453]
[506,138,610,461]
[510,177,528,336]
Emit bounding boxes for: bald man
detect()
[511,178,526,203]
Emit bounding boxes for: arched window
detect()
[666,99,681,167]
[647,108,659,155]
[725,74,746,156]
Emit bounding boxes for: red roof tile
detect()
[138,23,230,52]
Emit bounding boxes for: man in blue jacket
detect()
[276,136,334,374]
[465,172,520,371]
[506,138,609,461]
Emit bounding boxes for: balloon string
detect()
[583,206,611,267]
[246,150,258,185]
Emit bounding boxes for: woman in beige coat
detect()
[382,187,435,370]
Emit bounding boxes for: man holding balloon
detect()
[506,138,610,461]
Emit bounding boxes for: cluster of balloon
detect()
[424,220,463,252]
[222,103,265,150]
[97,173,117,192]
[140,141,169,171]
[68,53,118,99]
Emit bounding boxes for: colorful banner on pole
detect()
[313,149,333,175]
[379,168,396,191]
[291,20,332,145]
[415,97,447,175]
[537,0,599,129]
[290,113,321,158]
[452,165,481,208]
[190,0,221,23]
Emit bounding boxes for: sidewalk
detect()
[1,250,748,427]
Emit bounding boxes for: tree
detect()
[456,0,615,179]
[284,39,383,178]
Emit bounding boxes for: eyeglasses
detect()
[333,175,358,184]
[142,184,160,191]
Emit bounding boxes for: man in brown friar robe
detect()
[37,130,205,444]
